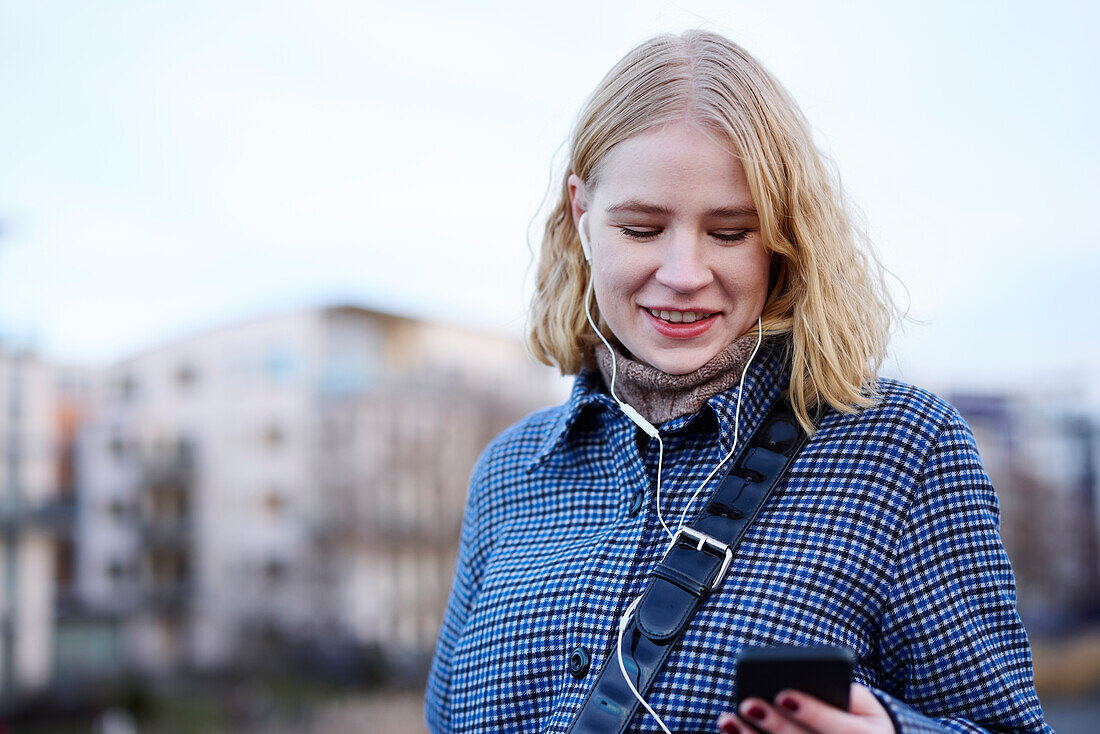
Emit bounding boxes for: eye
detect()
[619,226,661,241]
[711,230,752,244]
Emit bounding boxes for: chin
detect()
[642,350,714,376]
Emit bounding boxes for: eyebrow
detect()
[604,200,758,218]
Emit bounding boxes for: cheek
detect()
[737,245,772,299]
[593,257,647,310]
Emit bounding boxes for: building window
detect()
[116,374,139,403]
[107,498,131,520]
[107,559,132,582]
[263,490,285,517]
[108,435,126,460]
[263,424,285,448]
[175,363,199,389]
[265,347,296,382]
[262,559,288,586]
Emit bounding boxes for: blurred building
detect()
[0,348,91,702]
[951,391,1100,630]
[74,305,563,676]
[42,308,1100,688]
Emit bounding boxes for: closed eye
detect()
[618,227,755,243]
[619,226,661,241]
[712,230,752,244]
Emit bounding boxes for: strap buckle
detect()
[663,527,734,591]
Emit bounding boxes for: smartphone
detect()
[734,645,855,711]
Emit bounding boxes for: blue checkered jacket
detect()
[426,343,1050,733]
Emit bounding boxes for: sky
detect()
[1,0,1098,405]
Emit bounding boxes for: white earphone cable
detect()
[612,317,762,734]
[581,222,764,732]
[674,317,763,531]
[583,274,673,539]
[617,595,673,734]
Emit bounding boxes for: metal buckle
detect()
[663,527,734,591]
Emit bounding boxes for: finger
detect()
[770,689,852,733]
[737,697,809,734]
[716,711,743,734]
[772,684,893,733]
[848,683,891,718]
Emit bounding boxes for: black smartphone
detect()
[734,645,855,711]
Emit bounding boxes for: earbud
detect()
[577,212,593,262]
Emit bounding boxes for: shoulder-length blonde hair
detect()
[527,30,895,432]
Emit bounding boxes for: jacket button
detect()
[628,489,644,516]
[568,646,591,678]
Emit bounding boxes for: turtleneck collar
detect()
[594,333,759,426]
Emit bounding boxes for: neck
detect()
[595,334,759,426]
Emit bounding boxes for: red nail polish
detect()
[719,720,740,734]
[778,696,799,712]
[747,705,766,721]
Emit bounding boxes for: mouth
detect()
[644,308,717,324]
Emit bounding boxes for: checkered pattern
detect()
[425,343,1050,733]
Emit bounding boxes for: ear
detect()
[567,173,587,227]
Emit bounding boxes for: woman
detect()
[426,31,1049,734]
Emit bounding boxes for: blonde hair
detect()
[527,30,895,432]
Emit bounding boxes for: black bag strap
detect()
[567,396,809,734]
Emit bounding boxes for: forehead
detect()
[590,122,752,210]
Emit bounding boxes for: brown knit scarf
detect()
[595,334,759,426]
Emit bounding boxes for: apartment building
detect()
[7,309,1100,696]
[952,391,1100,627]
[75,305,563,674]
[0,348,90,699]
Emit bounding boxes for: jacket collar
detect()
[527,339,790,472]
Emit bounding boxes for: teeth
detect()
[647,309,710,324]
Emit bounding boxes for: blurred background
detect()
[1,0,1098,732]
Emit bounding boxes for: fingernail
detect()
[717,713,741,733]
[778,695,799,713]
[746,704,766,721]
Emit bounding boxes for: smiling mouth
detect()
[645,308,716,324]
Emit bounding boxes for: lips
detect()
[645,308,714,324]
[642,307,718,339]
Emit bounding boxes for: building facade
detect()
[0,348,90,701]
[951,391,1100,629]
[48,307,1100,687]
[75,305,563,674]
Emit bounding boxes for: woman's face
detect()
[570,121,771,375]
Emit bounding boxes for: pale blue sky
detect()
[2,0,1098,403]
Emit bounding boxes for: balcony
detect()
[139,514,192,550]
[0,496,76,535]
[143,579,193,615]
[141,447,195,490]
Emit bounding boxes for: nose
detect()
[654,230,713,293]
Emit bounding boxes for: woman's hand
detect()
[716,683,896,734]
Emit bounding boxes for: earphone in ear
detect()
[577,212,593,262]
